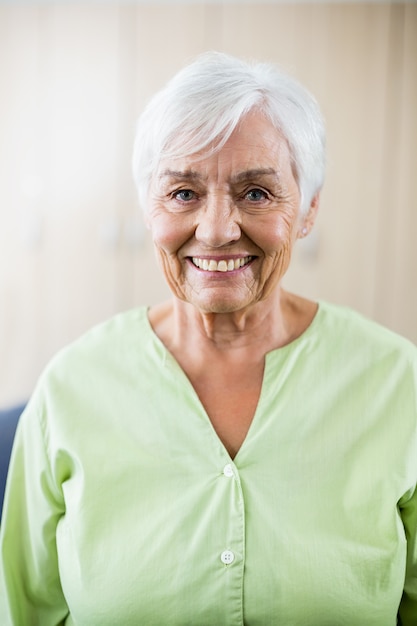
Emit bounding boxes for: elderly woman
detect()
[0,52,416,625]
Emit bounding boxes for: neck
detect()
[149,288,317,360]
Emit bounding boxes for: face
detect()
[147,112,317,315]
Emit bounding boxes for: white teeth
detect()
[192,256,252,272]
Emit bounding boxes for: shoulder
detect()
[309,302,417,393]
[31,307,157,404]
[317,301,416,359]
[49,307,149,366]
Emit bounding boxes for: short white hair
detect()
[132,51,326,215]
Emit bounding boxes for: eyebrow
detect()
[232,168,278,183]
[158,169,205,181]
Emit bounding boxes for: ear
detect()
[298,192,320,239]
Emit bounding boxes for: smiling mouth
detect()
[191,256,254,272]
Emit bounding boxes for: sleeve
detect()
[398,484,417,625]
[0,401,69,625]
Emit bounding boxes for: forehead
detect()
[155,112,292,181]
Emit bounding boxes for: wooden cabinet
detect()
[0,3,415,405]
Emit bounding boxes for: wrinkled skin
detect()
[147,111,319,321]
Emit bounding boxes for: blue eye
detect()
[174,189,195,202]
[245,188,267,201]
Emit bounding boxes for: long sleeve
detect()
[0,402,69,625]
[398,484,417,624]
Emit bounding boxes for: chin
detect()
[187,294,257,315]
[177,284,264,315]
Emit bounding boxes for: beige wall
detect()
[0,2,416,406]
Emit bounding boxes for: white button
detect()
[223,464,234,478]
[220,550,235,565]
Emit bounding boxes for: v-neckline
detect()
[143,303,323,461]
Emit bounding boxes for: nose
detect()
[194,194,241,247]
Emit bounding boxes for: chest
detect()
[188,365,264,459]
[57,402,405,626]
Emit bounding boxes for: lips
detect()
[191,256,254,272]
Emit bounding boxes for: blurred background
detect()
[0,0,416,408]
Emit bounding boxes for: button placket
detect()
[220,462,240,568]
[216,458,245,623]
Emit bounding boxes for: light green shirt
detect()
[1,302,416,625]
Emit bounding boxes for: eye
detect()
[173,189,196,202]
[245,188,268,202]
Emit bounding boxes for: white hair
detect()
[132,51,326,215]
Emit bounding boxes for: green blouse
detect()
[1,302,416,625]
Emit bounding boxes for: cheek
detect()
[252,211,298,256]
[148,212,191,254]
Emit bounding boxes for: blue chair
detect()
[0,404,25,521]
